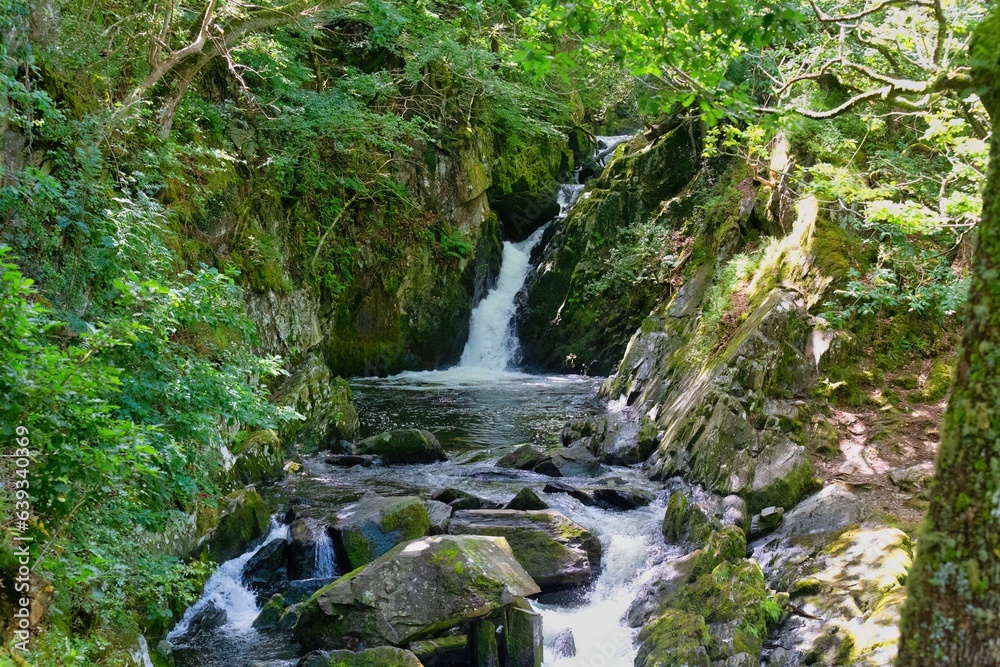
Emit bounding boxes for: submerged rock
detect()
[332,495,431,571]
[447,509,601,591]
[354,429,448,464]
[291,535,540,650]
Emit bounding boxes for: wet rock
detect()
[423,500,454,535]
[288,518,332,580]
[635,609,712,667]
[888,462,935,491]
[542,481,596,506]
[325,647,424,667]
[231,429,286,487]
[202,488,271,563]
[592,488,653,511]
[552,628,577,658]
[292,535,540,651]
[253,594,286,630]
[272,354,359,452]
[505,488,548,511]
[325,455,380,468]
[721,495,749,534]
[332,494,431,571]
[496,445,548,471]
[533,444,602,477]
[448,509,601,592]
[184,601,227,638]
[661,491,718,548]
[354,429,448,464]
[409,636,468,667]
[431,488,501,510]
[750,506,784,537]
[243,537,289,601]
[473,597,544,667]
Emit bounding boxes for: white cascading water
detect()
[313,529,336,578]
[595,135,633,167]
[458,183,584,372]
[168,521,289,642]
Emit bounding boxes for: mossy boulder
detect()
[253,594,286,630]
[635,610,714,667]
[230,429,285,487]
[273,354,359,452]
[496,445,548,471]
[202,488,271,563]
[324,647,424,667]
[292,535,540,651]
[354,429,448,464]
[662,492,719,548]
[332,495,432,571]
[447,509,601,592]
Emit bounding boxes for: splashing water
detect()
[313,528,336,578]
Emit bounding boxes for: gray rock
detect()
[332,494,431,571]
[448,509,601,591]
[431,488,501,510]
[505,488,549,511]
[423,500,454,534]
[552,628,577,658]
[284,577,337,605]
[543,481,596,506]
[533,444,602,477]
[242,537,288,601]
[888,462,935,490]
[593,487,654,510]
[497,445,548,470]
[354,429,448,464]
[292,535,540,650]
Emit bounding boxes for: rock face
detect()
[519,127,700,373]
[229,429,286,487]
[292,535,540,652]
[272,354,359,452]
[332,495,432,571]
[447,510,601,592]
[354,429,448,464]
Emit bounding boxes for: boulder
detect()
[888,462,935,491]
[326,647,424,667]
[448,510,601,591]
[292,535,540,651]
[532,444,602,478]
[542,481,596,506]
[750,506,784,537]
[430,488,501,510]
[661,492,718,548]
[231,429,286,487]
[496,445,548,471]
[273,354,359,452]
[202,488,271,563]
[332,495,431,571]
[326,455,380,468]
[183,601,227,639]
[592,488,653,511]
[354,429,448,465]
[409,636,468,667]
[285,577,337,605]
[242,537,289,601]
[505,488,548,511]
[423,500,453,535]
[253,594,286,630]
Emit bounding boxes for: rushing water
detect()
[171,158,661,667]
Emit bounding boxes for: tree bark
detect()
[896,10,1000,666]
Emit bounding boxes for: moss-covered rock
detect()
[202,488,271,563]
[253,594,286,630]
[324,647,424,667]
[446,509,601,592]
[662,491,719,548]
[354,429,447,465]
[230,429,285,487]
[635,610,714,667]
[292,535,539,651]
[332,495,432,571]
[273,354,359,452]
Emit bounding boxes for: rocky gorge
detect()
[135,128,950,667]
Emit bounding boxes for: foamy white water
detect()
[595,135,633,167]
[459,225,548,370]
[313,528,336,578]
[168,521,288,641]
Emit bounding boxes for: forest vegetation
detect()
[0,0,998,664]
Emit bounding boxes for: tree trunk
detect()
[896,10,1000,666]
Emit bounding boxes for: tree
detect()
[115,0,355,137]
[896,9,1000,665]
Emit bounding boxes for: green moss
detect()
[791,577,824,598]
[919,358,955,402]
[745,457,822,515]
[811,219,865,280]
[635,610,714,667]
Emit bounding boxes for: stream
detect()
[166,136,665,667]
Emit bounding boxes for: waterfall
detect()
[313,528,336,578]
[168,521,288,642]
[595,135,633,167]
